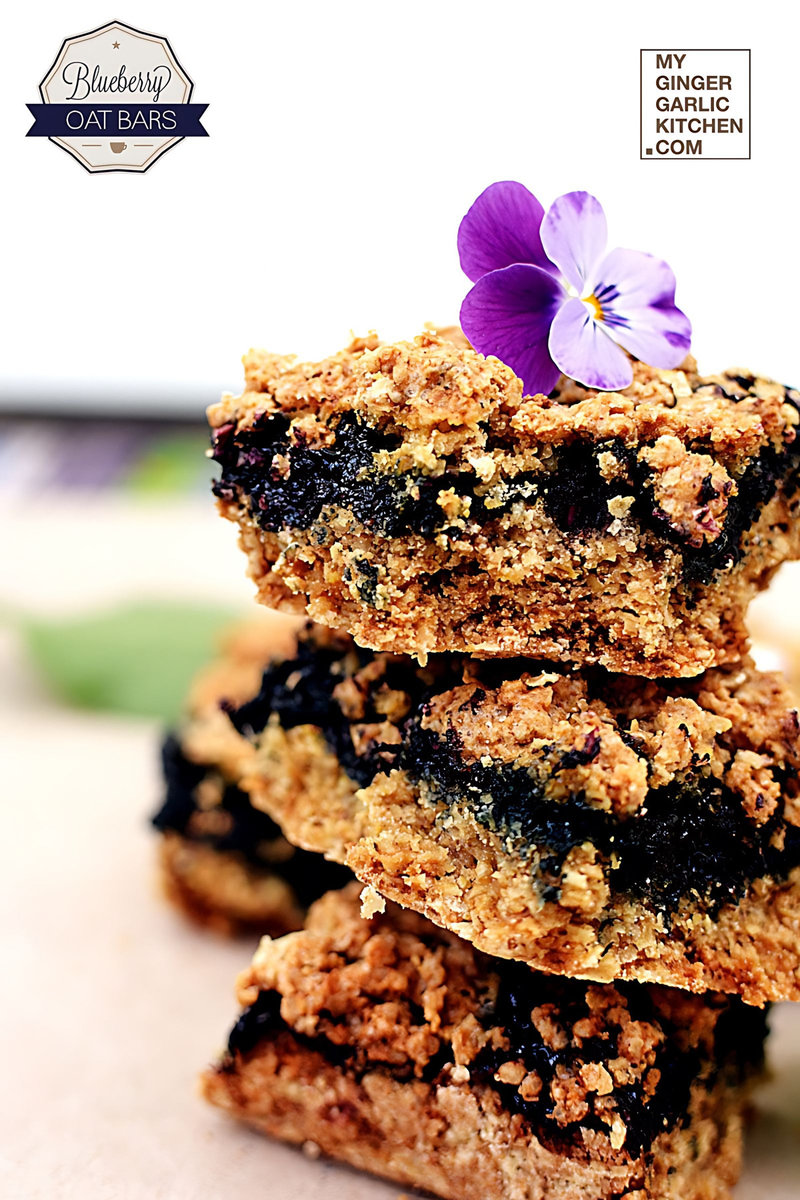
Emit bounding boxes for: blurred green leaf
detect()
[24,601,243,721]
[124,430,211,496]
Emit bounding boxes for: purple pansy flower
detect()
[458,182,691,395]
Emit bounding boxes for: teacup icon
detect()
[110,141,127,154]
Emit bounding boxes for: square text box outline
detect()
[639,49,751,161]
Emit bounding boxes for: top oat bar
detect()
[209,331,800,676]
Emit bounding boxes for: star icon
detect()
[112,40,120,48]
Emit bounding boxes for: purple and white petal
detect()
[540,192,608,292]
[589,247,692,367]
[548,296,633,391]
[457,181,555,282]
[460,264,566,396]
[602,302,692,369]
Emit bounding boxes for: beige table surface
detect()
[1,500,798,1198]
[1,690,797,1199]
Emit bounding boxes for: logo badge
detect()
[27,19,208,173]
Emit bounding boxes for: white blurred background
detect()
[1,0,799,412]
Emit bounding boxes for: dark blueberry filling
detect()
[152,734,210,832]
[211,411,609,539]
[225,988,446,1079]
[228,632,442,788]
[225,988,352,1066]
[349,558,380,605]
[473,961,767,1157]
[726,373,757,393]
[152,735,350,906]
[211,382,799,587]
[224,967,767,1155]
[401,725,800,918]
[154,734,282,853]
[712,995,770,1073]
[227,988,284,1056]
[547,435,800,586]
[538,441,635,535]
[678,442,800,585]
[212,412,474,538]
[474,964,696,1156]
[223,636,800,918]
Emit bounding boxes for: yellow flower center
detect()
[583,293,604,322]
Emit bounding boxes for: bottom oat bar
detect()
[202,884,767,1200]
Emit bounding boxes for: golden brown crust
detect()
[235,630,800,1004]
[181,612,305,781]
[209,331,800,672]
[240,627,800,824]
[346,787,800,1005]
[202,1036,745,1200]
[233,887,731,1092]
[186,613,303,716]
[201,887,756,1200]
[231,512,766,675]
[158,834,303,937]
[213,335,795,463]
[251,739,800,1004]
[152,615,341,936]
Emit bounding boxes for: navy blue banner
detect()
[26,103,208,138]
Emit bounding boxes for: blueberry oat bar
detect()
[229,624,800,1002]
[209,330,800,675]
[151,617,349,935]
[202,884,767,1200]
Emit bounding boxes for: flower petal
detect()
[457,181,554,282]
[548,296,633,391]
[459,264,565,396]
[541,192,608,292]
[588,247,692,367]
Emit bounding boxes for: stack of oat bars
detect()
[153,329,800,1199]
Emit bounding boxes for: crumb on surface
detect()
[360,883,386,919]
